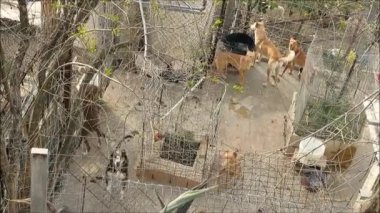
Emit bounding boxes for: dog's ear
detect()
[233,151,238,158]
[121,150,127,159]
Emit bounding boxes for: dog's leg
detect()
[239,69,246,86]
[214,56,224,79]
[80,127,91,155]
[288,62,294,75]
[298,67,303,80]
[281,63,290,77]
[106,172,112,193]
[265,59,276,87]
[263,66,271,87]
[120,177,127,200]
[270,64,280,86]
[255,52,261,63]
[83,138,90,155]
[239,60,249,86]
[219,60,227,79]
[274,63,281,83]
[94,128,105,148]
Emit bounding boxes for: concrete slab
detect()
[217,61,301,153]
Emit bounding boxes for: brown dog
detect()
[212,50,256,86]
[250,21,295,86]
[219,150,241,177]
[281,37,306,80]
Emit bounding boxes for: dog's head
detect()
[223,150,238,163]
[250,21,265,31]
[289,37,300,51]
[113,149,128,168]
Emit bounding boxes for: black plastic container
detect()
[221,33,255,55]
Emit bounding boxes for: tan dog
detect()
[212,50,256,86]
[281,37,306,80]
[219,150,241,177]
[250,21,295,86]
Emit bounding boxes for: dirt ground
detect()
[52,62,303,212]
[52,60,376,212]
[101,59,302,177]
[218,61,301,153]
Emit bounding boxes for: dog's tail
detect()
[279,50,295,63]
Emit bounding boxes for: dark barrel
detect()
[221,33,256,55]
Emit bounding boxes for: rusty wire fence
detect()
[1,0,379,212]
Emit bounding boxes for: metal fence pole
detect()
[31,148,49,213]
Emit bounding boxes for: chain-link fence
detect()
[1,0,379,212]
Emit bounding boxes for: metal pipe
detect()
[133,0,207,14]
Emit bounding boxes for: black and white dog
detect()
[105,149,129,199]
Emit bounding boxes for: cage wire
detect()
[290,12,379,143]
[1,0,379,212]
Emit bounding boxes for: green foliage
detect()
[73,25,97,53]
[232,84,244,93]
[160,185,217,213]
[295,99,365,141]
[283,0,365,18]
[210,76,220,84]
[337,20,347,31]
[85,37,97,53]
[104,67,113,77]
[104,14,120,23]
[51,0,63,10]
[186,79,195,88]
[150,0,162,17]
[112,28,121,37]
[75,24,87,38]
[212,18,223,29]
[345,50,357,65]
[213,0,223,6]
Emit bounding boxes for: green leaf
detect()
[112,28,121,37]
[212,18,223,29]
[160,185,217,213]
[104,67,113,77]
[76,24,87,38]
[104,14,120,23]
[213,0,223,6]
[210,76,220,84]
[186,79,195,88]
[346,50,356,65]
[52,0,63,10]
[232,84,244,93]
[337,20,347,31]
[85,37,97,53]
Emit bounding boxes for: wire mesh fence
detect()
[1,0,379,212]
[49,149,377,212]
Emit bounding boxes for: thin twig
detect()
[53,61,142,103]
[160,76,206,120]
[139,0,148,59]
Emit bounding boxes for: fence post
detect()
[31,148,49,213]
[222,0,236,34]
